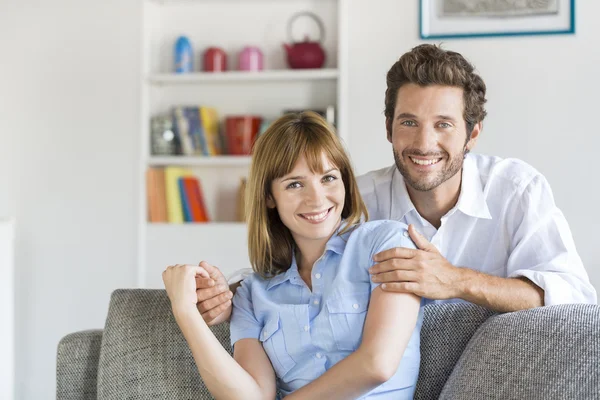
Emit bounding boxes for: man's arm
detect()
[286,288,421,400]
[452,268,544,312]
[370,225,544,312]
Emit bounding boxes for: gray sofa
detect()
[57,289,600,399]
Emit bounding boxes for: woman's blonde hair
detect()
[245,111,368,278]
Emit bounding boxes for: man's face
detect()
[388,83,479,192]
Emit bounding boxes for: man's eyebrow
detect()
[280,168,338,182]
[396,112,418,119]
[437,115,457,121]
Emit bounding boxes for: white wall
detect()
[0,0,598,399]
[345,0,600,292]
[0,1,140,398]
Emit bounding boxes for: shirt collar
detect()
[266,256,300,290]
[389,154,491,222]
[390,167,416,221]
[455,154,492,220]
[266,222,349,290]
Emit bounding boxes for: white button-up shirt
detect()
[357,153,597,306]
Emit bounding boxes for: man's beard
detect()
[393,147,467,192]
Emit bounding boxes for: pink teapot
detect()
[283,12,326,69]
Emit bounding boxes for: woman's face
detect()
[268,153,345,250]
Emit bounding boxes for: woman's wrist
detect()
[172,303,199,320]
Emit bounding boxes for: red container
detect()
[203,47,227,72]
[225,116,262,155]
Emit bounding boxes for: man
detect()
[192,44,596,325]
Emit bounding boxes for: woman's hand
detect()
[163,264,210,314]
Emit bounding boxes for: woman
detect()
[163,112,423,399]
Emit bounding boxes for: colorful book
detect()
[172,106,195,155]
[200,107,221,155]
[185,107,209,156]
[164,166,193,223]
[180,176,210,222]
[178,178,193,222]
[146,168,168,223]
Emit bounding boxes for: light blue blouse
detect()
[230,220,424,399]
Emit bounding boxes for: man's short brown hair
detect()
[384,44,487,137]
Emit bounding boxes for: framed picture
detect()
[420,0,575,39]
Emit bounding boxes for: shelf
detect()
[147,222,245,227]
[148,155,252,167]
[148,69,339,84]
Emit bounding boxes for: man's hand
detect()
[369,224,463,300]
[196,261,233,326]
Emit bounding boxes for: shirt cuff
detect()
[510,269,598,306]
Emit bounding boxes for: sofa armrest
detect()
[57,329,103,400]
[439,304,600,399]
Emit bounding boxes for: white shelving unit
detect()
[138,0,349,288]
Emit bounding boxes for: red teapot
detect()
[283,12,326,69]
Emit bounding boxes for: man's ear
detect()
[386,118,393,143]
[466,121,482,152]
[266,195,276,209]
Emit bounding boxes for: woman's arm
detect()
[286,287,421,400]
[163,264,276,400]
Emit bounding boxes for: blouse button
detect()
[403,231,409,237]
[352,303,359,309]
[315,273,322,279]
[316,352,323,359]
[304,325,309,332]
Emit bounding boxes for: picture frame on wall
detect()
[420,0,575,39]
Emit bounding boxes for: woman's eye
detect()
[323,175,337,183]
[286,182,301,189]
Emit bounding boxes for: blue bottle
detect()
[174,36,193,73]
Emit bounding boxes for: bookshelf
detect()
[139,0,349,287]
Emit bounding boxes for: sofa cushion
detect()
[414,302,495,400]
[97,289,231,400]
[439,304,600,400]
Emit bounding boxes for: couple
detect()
[162,44,597,399]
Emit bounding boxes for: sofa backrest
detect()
[96,289,229,399]
[96,289,495,399]
[439,304,600,400]
[414,302,495,400]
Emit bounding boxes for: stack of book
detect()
[169,106,223,156]
[146,167,209,223]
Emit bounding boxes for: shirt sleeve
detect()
[506,175,597,305]
[229,275,262,346]
[366,221,417,293]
